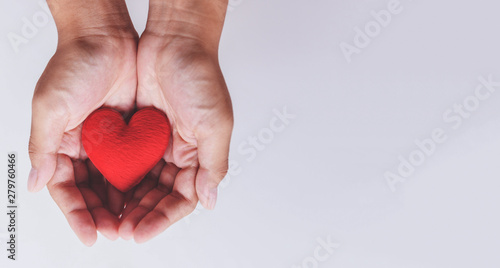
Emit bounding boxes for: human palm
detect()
[119,34,233,243]
[29,37,138,245]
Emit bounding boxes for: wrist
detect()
[47,0,137,45]
[145,0,228,52]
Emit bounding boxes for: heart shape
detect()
[82,107,171,192]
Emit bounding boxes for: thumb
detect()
[195,121,233,210]
[28,93,68,192]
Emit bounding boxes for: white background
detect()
[1,0,500,267]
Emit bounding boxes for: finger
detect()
[79,187,120,241]
[47,154,97,246]
[134,167,198,243]
[87,159,107,204]
[158,162,179,192]
[119,188,168,240]
[73,160,89,185]
[92,207,120,241]
[121,196,141,221]
[28,92,69,192]
[119,162,178,236]
[122,190,135,214]
[107,183,125,217]
[119,163,178,239]
[195,122,233,210]
[121,160,165,219]
[74,162,119,241]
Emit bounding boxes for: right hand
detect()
[28,34,138,246]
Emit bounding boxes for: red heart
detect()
[82,107,170,192]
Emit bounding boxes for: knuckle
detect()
[171,190,198,213]
[28,140,38,158]
[215,164,229,179]
[185,196,198,212]
[208,164,229,184]
[32,87,68,118]
[184,188,199,207]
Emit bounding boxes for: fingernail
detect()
[207,187,218,210]
[27,168,38,192]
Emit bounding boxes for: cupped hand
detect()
[28,35,138,246]
[119,34,234,243]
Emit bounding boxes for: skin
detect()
[28,0,232,245]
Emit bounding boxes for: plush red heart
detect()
[82,107,170,192]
